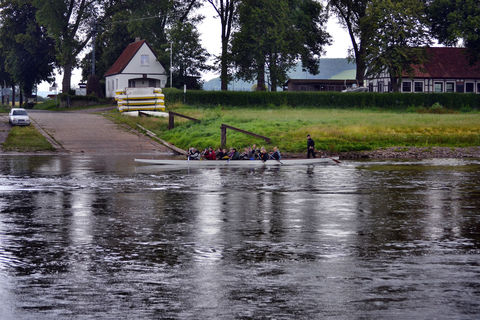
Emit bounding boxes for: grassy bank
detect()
[108,105,480,153]
[3,125,55,152]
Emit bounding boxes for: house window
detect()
[465,82,474,93]
[368,83,373,92]
[446,82,454,93]
[414,82,423,92]
[477,83,480,93]
[378,82,383,93]
[434,82,443,93]
[141,54,149,66]
[456,83,464,93]
[402,81,411,92]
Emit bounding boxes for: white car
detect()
[9,108,31,126]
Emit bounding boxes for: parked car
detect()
[9,108,31,126]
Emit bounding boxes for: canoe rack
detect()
[221,124,271,148]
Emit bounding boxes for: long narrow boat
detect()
[134,158,336,166]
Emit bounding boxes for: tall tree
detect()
[206,0,237,91]
[364,0,431,92]
[428,0,480,62]
[231,0,330,91]
[328,0,372,85]
[33,0,99,94]
[168,22,212,88]
[0,0,55,98]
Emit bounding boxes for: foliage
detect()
[80,0,204,86]
[364,0,431,92]
[428,0,480,62]
[168,21,212,89]
[86,74,103,97]
[164,89,480,110]
[33,0,100,93]
[3,125,54,151]
[231,0,330,91]
[0,0,55,97]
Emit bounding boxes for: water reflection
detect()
[0,155,479,319]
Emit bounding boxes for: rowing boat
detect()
[134,158,335,166]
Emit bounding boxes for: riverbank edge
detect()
[279,146,480,160]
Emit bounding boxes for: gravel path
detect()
[28,109,169,155]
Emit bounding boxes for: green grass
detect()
[3,125,55,152]
[106,105,480,153]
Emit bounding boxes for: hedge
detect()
[163,88,480,110]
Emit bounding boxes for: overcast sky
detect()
[38,4,350,92]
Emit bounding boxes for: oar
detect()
[329,157,341,164]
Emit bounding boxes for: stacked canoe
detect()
[115,87,165,113]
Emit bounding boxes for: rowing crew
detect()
[187,144,281,162]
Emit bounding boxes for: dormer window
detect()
[141,54,149,66]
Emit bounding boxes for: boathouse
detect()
[104,39,168,98]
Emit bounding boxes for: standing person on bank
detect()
[307,134,315,158]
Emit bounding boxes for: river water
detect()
[0,155,479,319]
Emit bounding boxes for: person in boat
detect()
[307,134,316,158]
[204,147,216,160]
[259,147,269,162]
[219,148,230,160]
[240,147,250,160]
[216,148,225,159]
[270,146,281,161]
[188,147,200,160]
[250,144,259,159]
[228,147,240,160]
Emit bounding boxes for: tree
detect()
[328,0,373,85]
[364,0,431,92]
[33,0,99,94]
[231,0,330,91]
[0,0,55,99]
[168,22,212,88]
[206,0,237,91]
[80,0,203,87]
[428,0,480,62]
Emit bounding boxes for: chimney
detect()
[135,37,141,42]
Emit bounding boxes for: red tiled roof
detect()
[409,47,480,79]
[104,40,146,76]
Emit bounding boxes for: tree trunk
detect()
[270,75,277,92]
[19,89,23,106]
[220,38,228,91]
[62,63,72,94]
[1,84,4,105]
[256,66,266,91]
[356,44,367,86]
[391,76,400,92]
[11,84,15,107]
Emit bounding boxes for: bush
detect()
[163,89,480,110]
[58,93,100,108]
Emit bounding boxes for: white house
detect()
[104,39,168,98]
[366,47,480,94]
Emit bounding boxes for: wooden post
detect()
[168,112,175,130]
[221,125,227,148]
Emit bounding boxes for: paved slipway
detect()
[28,109,169,155]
